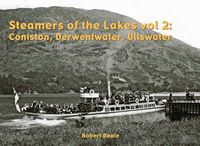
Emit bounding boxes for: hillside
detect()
[0,7,200,94]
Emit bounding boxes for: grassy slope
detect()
[0,114,200,146]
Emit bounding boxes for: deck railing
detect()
[168,99,200,103]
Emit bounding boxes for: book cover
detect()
[0,0,200,146]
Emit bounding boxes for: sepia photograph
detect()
[0,0,200,145]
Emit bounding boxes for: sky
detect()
[0,0,200,48]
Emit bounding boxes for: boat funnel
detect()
[107,81,111,98]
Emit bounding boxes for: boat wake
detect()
[0,116,66,129]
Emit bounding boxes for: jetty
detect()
[165,92,200,116]
[166,100,200,115]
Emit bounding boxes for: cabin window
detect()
[121,106,125,110]
[86,98,92,103]
[151,104,155,107]
[110,107,115,111]
[116,107,120,111]
[136,105,139,109]
[144,104,147,108]
[126,106,130,110]
[139,105,143,108]
[148,104,151,107]
[105,108,109,112]
[131,106,135,109]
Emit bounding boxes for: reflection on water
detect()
[0,116,66,129]
[0,112,167,129]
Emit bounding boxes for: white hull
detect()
[25,104,165,120]
[81,106,165,119]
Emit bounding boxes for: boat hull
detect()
[24,105,165,120]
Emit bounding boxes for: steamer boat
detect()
[14,81,165,120]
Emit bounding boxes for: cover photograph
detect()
[0,0,200,145]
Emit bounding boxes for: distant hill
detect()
[0,7,200,94]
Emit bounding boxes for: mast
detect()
[107,80,111,99]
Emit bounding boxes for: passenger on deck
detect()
[22,101,85,114]
[21,103,30,112]
[68,103,74,113]
[74,105,78,113]
[31,100,37,108]
[83,87,87,93]
[186,90,190,100]
[83,87,91,93]
[63,104,69,114]
[30,100,39,113]
[39,101,46,113]
[48,104,53,113]
[43,104,50,113]
[169,92,172,102]
[39,100,45,110]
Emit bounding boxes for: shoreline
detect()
[1,92,200,98]
[0,93,80,98]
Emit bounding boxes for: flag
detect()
[13,87,21,113]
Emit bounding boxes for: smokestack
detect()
[107,80,111,98]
